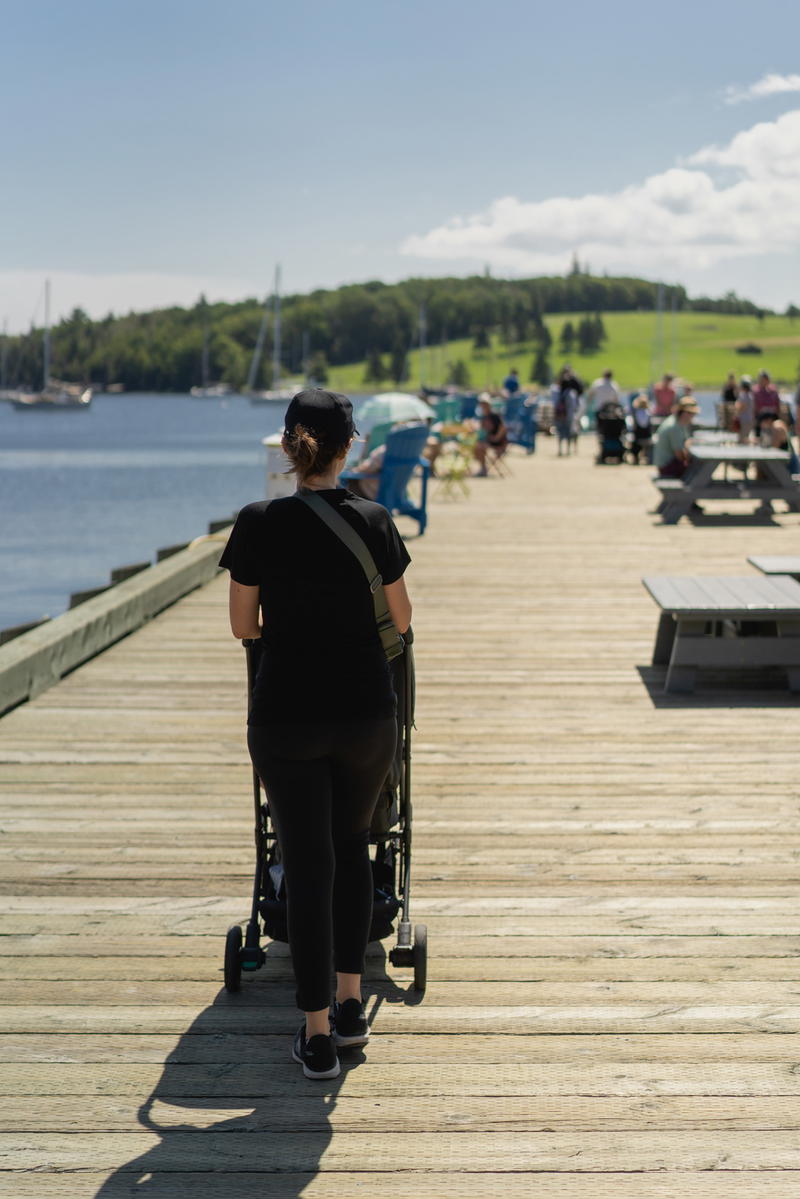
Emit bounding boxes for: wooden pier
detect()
[2,446,800,1196]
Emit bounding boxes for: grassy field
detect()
[326,311,800,394]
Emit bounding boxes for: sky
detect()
[2,0,800,330]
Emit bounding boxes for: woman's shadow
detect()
[93,941,413,1197]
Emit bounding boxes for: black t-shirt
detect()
[219,488,411,725]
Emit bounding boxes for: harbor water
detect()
[0,392,290,631]
[0,388,719,632]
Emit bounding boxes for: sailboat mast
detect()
[246,295,271,392]
[0,319,7,391]
[201,318,210,389]
[302,329,310,383]
[670,286,678,376]
[651,281,665,384]
[272,264,282,389]
[43,279,51,390]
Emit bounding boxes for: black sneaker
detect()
[332,998,370,1048]
[292,1026,340,1079]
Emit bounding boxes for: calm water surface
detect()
[0,392,291,629]
[0,388,719,631]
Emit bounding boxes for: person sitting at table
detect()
[734,376,755,443]
[753,370,781,435]
[473,395,508,476]
[758,411,800,474]
[653,397,699,477]
[720,372,739,431]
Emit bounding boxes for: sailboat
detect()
[248,265,296,403]
[12,281,92,410]
[190,315,233,397]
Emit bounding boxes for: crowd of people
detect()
[344,362,800,493]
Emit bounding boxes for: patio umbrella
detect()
[357,392,435,432]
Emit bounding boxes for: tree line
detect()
[0,273,780,392]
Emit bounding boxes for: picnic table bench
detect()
[642,574,800,693]
[653,445,800,524]
[748,555,800,582]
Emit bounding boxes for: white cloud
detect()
[724,72,800,105]
[0,270,260,334]
[400,109,800,279]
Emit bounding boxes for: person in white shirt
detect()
[586,369,620,423]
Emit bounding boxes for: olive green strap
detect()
[295,490,404,661]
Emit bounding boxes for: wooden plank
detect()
[3,978,800,1006]
[3,1130,800,1172]
[3,1060,799,1098]
[2,1032,797,1065]
[4,1094,800,1133]
[1,1174,796,1199]
[2,1005,799,1035]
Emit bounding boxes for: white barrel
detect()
[262,434,296,500]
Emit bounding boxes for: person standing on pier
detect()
[220,389,412,1079]
[653,373,677,419]
[753,370,781,435]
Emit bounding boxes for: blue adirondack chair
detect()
[341,423,431,535]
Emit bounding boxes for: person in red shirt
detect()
[753,370,781,435]
[653,374,676,418]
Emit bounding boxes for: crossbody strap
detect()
[295,490,404,661]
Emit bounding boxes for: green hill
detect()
[4,272,798,393]
[327,311,800,394]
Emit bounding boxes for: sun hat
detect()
[676,398,699,414]
[284,389,356,443]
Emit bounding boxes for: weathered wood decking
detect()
[2,445,800,1196]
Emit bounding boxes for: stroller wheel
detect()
[224,924,243,993]
[413,924,427,993]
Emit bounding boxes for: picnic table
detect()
[643,574,800,693]
[654,444,800,524]
[748,555,800,582]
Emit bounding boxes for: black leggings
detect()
[247,718,397,1012]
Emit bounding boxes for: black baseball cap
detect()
[284,389,357,444]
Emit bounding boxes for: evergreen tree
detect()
[446,359,471,388]
[559,321,575,355]
[537,322,553,351]
[593,313,607,346]
[472,324,490,350]
[530,346,550,385]
[363,347,386,383]
[786,303,800,322]
[577,315,597,354]
[307,351,329,384]
[389,337,409,383]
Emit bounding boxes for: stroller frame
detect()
[223,633,427,994]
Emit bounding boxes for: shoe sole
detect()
[292,1046,341,1079]
[332,1030,370,1048]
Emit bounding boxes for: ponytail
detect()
[283,424,345,483]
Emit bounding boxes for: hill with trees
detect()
[1,270,793,393]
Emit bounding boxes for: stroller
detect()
[223,632,427,993]
[595,402,628,464]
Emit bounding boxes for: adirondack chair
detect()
[341,423,431,535]
[364,420,395,454]
[434,397,461,423]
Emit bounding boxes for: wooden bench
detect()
[748,555,800,582]
[642,575,800,693]
[651,446,800,523]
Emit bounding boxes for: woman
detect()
[220,389,412,1079]
[473,394,508,475]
